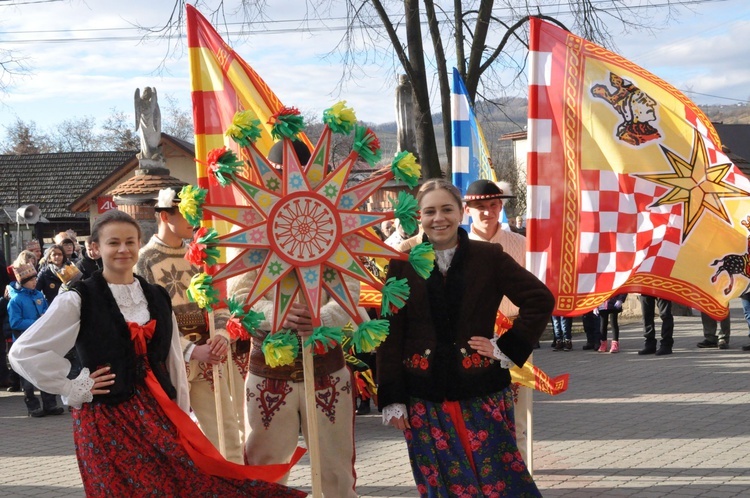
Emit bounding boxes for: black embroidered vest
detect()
[71,271,177,405]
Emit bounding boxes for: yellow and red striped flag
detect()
[186,4,312,210]
[495,312,568,396]
[527,18,750,319]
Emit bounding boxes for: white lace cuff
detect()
[490,337,515,369]
[61,368,94,409]
[382,403,407,426]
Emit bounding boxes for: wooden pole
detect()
[301,340,323,497]
[297,293,323,497]
[208,311,226,457]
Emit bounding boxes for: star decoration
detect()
[198,123,409,333]
[160,264,187,298]
[637,128,750,240]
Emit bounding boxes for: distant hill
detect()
[371,99,750,163]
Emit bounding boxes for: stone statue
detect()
[395,74,417,154]
[134,87,163,163]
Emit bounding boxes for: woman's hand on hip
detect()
[388,415,411,430]
[89,366,115,395]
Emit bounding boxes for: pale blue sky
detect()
[0,0,747,138]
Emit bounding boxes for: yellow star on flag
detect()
[637,129,750,240]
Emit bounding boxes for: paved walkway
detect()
[2,301,750,497]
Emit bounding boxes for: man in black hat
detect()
[462,178,536,461]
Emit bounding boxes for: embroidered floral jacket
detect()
[377,229,554,408]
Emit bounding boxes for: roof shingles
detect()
[0,151,135,223]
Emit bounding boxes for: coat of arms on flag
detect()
[527,17,750,319]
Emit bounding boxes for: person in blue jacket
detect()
[7,263,62,417]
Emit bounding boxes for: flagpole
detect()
[208,311,227,457]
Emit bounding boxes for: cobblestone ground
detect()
[2,302,750,497]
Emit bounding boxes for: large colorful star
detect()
[200,127,405,332]
[637,128,750,240]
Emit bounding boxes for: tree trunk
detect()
[465,0,494,103]
[424,0,452,177]
[404,0,441,178]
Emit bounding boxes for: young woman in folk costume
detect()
[10,209,305,497]
[377,179,554,497]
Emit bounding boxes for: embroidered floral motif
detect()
[196,361,216,390]
[249,378,293,429]
[233,348,250,380]
[459,347,495,369]
[315,374,343,423]
[404,349,431,370]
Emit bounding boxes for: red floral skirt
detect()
[72,385,306,497]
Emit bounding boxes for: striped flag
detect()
[527,18,750,319]
[451,68,499,226]
[186,5,312,205]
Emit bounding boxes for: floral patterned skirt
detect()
[72,386,305,497]
[404,388,541,498]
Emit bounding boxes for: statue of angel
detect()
[134,87,163,161]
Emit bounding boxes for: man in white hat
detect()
[135,187,246,463]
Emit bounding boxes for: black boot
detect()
[638,343,657,355]
[42,392,64,415]
[356,398,371,415]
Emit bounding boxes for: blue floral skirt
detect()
[404,388,541,497]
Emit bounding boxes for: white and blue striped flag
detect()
[451,67,499,227]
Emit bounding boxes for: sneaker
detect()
[582,343,596,350]
[563,340,573,351]
[742,344,750,352]
[718,340,729,350]
[597,340,608,352]
[552,340,564,351]
[610,340,620,353]
[697,340,718,349]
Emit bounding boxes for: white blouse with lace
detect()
[8,280,190,411]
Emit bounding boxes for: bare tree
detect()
[50,116,103,152]
[162,94,195,141]
[101,108,141,152]
[0,119,53,155]
[0,49,28,96]
[154,1,687,179]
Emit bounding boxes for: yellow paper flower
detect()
[225,110,262,146]
[323,101,357,135]
[391,151,421,188]
[262,330,299,367]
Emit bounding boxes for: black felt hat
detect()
[462,179,515,201]
[268,139,312,166]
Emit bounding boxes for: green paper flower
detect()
[352,319,390,353]
[352,125,382,167]
[303,326,344,355]
[391,191,419,236]
[408,242,436,280]
[270,107,305,140]
[381,277,410,317]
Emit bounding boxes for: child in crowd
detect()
[596,293,628,353]
[7,263,63,417]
